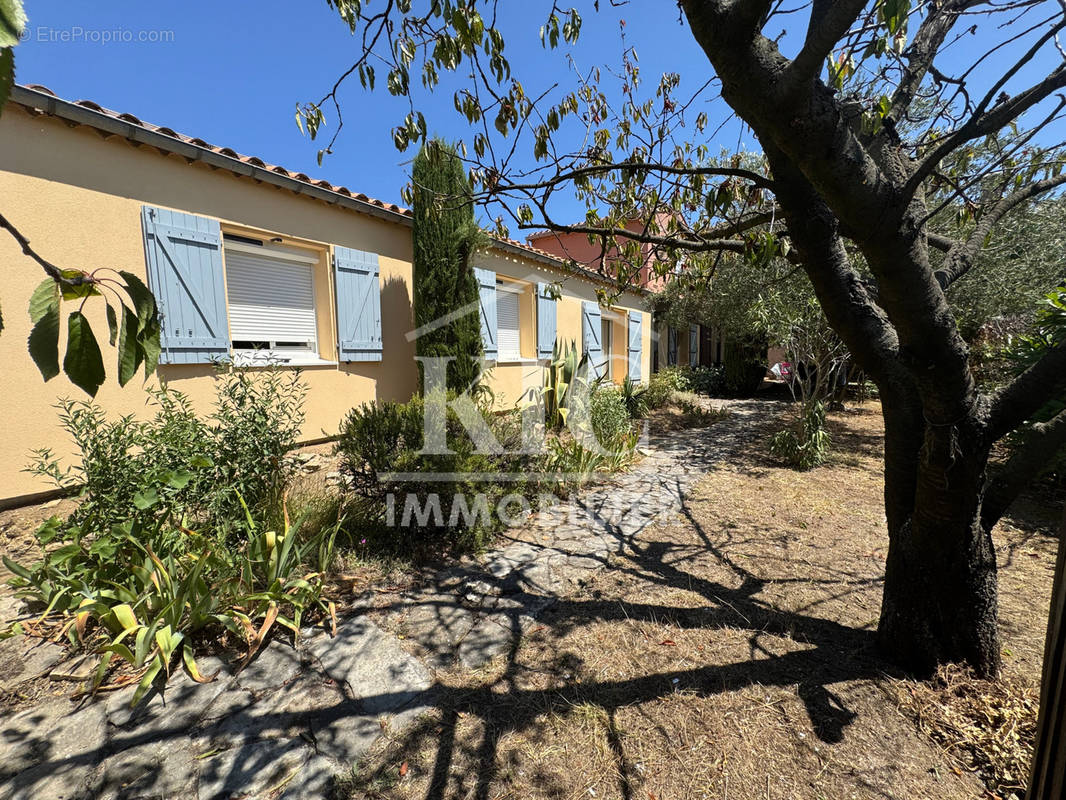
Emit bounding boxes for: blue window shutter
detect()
[141,206,229,365]
[689,324,699,366]
[536,283,557,359]
[581,301,603,379]
[474,267,497,360]
[334,246,382,362]
[628,314,643,383]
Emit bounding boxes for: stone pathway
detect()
[0,399,775,800]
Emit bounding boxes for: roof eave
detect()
[8,85,646,296]
[9,85,411,228]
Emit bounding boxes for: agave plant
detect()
[539,340,596,431]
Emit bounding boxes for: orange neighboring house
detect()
[527,222,729,373]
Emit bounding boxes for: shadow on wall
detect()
[340,275,416,403]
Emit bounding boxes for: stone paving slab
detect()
[306,616,432,714]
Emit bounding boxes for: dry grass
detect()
[344,399,1058,800]
[891,665,1039,799]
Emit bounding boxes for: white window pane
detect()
[498,288,521,359]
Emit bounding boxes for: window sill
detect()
[492,357,543,366]
[230,352,338,368]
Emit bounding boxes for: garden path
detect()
[0,398,773,800]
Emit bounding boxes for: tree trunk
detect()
[877,409,1001,677]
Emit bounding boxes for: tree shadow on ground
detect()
[4,408,894,800]
[343,480,889,800]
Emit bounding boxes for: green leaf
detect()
[2,554,31,580]
[132,488,159,510]
[165,470,194,490]
[63,311,105,396]
[132,658,163,707]
[118,271,154,326]
[59,272,99,301]
[0,0,26,49]
[140,320,161,379]
[105,303,118,346]
[116,305,141,387]
[27,301,60,381]
[28,278,58,323]
[110,603,139,633]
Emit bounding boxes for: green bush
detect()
[620,375,648,418]
[588,385,633,446]
[688,365,727,396]
[645,366,691,409]
[769,401,831,470]
[336,395,535,552]
[28,367,306,535]
[6,367,323,706]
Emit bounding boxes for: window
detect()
[224,236,321,364]
[601,316,613,379]
[497,283,522,361]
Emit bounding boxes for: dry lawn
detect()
[343,401,1059,800]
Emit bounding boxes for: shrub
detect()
[336,395,533,552]
[688,365,727,396]
[620,375,648,418]
[675,395,732,427]
[588,385,633,446]
[4,501,338,707]
[7,367,322,706]
[769,401,831,470]
[28,367,306,535]
[644,366,690,409]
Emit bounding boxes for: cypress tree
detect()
[412,139,484,392]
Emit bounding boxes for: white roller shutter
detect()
[224,247,317,347]
[497,288,521,360]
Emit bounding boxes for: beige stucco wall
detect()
[0,107,651,502]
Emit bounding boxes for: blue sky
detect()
[12,1,1064,225]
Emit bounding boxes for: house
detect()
[0,85,652,506]
[526,224,727,373]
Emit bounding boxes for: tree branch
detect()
[0,213,91,285]
[494,160,776,194]
[936,172,1066,289]
[786,0,868,88]
[982,406,1066,529]
[889,0,989,121]
[904,21,1066,197]
[988,340,1066,441]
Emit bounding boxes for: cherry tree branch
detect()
[983,405,1066,529]
[0,213,92,285]
[988,339,1066,441]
